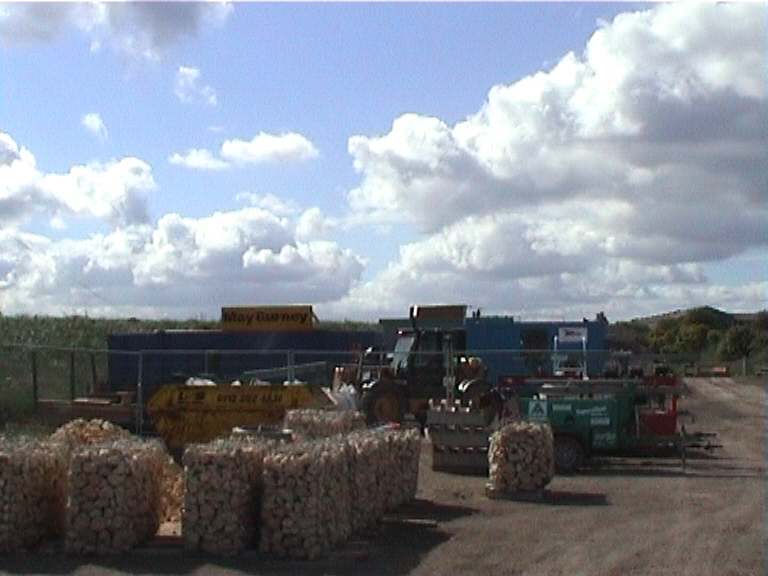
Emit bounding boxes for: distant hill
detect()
[631,305,736,329]
[607,306,767,362]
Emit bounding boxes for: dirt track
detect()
[0,377,764,576]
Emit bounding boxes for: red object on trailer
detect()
[638,410,678,436]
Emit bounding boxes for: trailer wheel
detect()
[362,383,405,426]
[554,436,584,474]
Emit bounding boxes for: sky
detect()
[0,2,765,323]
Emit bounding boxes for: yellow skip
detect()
[146,382,334,451]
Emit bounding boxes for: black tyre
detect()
[362,382,405,426]
[554,435,585,474]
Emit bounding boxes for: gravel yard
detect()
[0,377,763,576]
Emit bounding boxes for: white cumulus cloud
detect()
[295,207,336,242]
[1,132,153,229]
[0,206,365,317]
[174,65,217,106]
[82,112,108,142]
[236,192,299,216]
[221,133,320,164]
[0,132,363,316]
[0,3,764,322]
[338,2,765,321]
[168,132,320,170]
[168,148,229,170]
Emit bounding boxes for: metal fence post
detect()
[31,349,38,404]
[287,350,295,383]
[137,352,144,436]
[69,350,76,400]
[90,352,98,395]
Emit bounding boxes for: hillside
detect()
[608,306,767,370]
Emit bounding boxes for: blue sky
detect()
[0,2,764,322]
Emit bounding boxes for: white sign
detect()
[576,405,608,416]
[528,399,548,422]
[593,431,617,447]
[558,327,588,343]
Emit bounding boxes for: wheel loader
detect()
[333,324,495,427]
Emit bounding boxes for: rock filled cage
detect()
[0,413,421,557]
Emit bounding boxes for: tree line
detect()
[610,307,768,367]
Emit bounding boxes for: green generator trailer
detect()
[515,379,717,472]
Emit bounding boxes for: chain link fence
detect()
[0,345,132,423]
[0,342,756,429]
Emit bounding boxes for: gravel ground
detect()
[0,376,764,576]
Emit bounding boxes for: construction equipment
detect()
[424,370,719,474]
[333,305,493,426]
[506,376,719,472]
[426,400,490,472]
[336,304,616,427]
[31,372,335,455]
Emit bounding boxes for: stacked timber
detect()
[346,430,380,533]
[0,437,68,552]
[315,436,353,546]
[487,421,555,493]
[159,455,183,523]
[283,409,366,440]
[49,418,131,451]
[182,439,272,555]
[49,419,182,525]
[384,427,421,508]
[260,427,421,560]
[260,441,340,559]
[370,427,421,514]
[65,439,165,555]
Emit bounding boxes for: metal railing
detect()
[1,343,758,431]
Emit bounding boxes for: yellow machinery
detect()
[146,382,334,452]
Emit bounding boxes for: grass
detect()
[0,315,218,428]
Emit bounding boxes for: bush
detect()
[718,324,758,362]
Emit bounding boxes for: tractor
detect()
[333,313,495,427]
